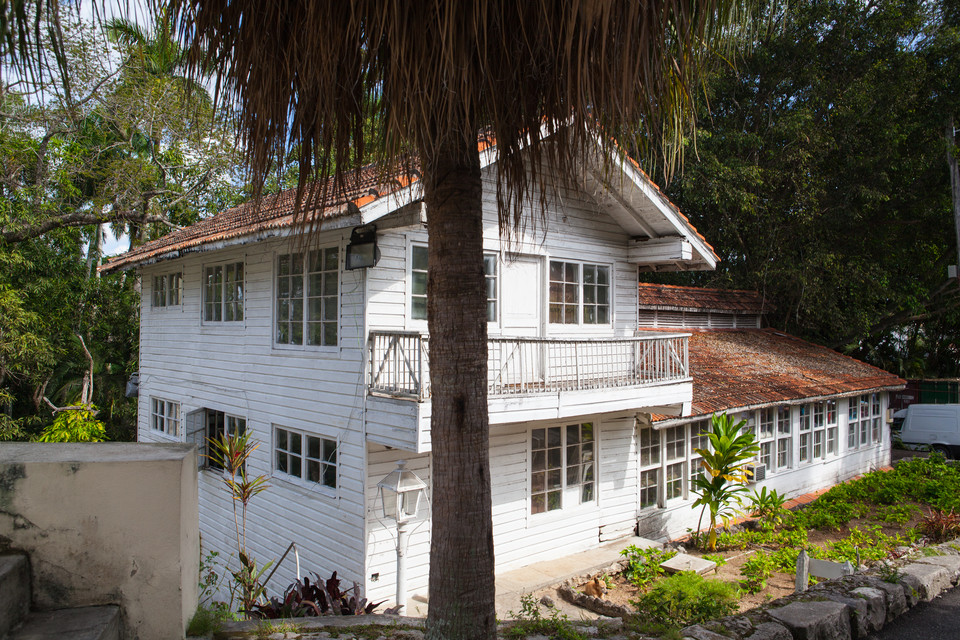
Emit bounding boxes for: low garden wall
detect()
[0,443,199,640]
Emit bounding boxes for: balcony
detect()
[365,332,692,452]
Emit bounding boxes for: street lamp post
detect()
[376,460,427,615]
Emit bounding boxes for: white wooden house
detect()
[634,283,905,540]
[103,141,901,611]
[103,141,717,608]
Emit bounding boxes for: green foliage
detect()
[186,602,235,637]
[505,594,585,640]
[740,552,776,594]
[209,432,272,615]
[37,405,106,442]
[632,572,739,627]
[702,554,727,568]
[692,413,759,550]
[918,508,960,543]
[747,487,789,529]
[653,0,960,376]
[620,545,678,587]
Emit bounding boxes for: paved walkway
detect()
[492,536,660,617]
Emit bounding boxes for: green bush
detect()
[740,552,775,594]
[620,545,677,587]
[632,572,739,626]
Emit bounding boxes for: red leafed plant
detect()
[918,508,960,542]
[251,571,385,619]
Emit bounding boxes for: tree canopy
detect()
[652,0,960,377]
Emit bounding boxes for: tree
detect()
[653,0,960,376]
[155,3,759,638]
[691,413,759,551]
[0,11,246,440]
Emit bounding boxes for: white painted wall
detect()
[137,228,371,597]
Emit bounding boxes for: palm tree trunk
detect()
[424,133,496,640]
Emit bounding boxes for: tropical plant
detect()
[620,545,678,588]
[251,571,384,619]
[692,413,759,550]
[747,486,789,529]
[632,572,739,626]
[918,508,960,543]
[36,404,107,442]
[208,431,272,614]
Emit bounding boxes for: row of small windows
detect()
[639,395,885,510]
[148,397,338,489]
[151,249,614,350]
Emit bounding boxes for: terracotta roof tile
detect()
[650,329,904,421]
[638,283,770,314]
[100,163,419,272]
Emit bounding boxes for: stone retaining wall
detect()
[681,537,960,640]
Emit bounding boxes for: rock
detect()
[680,624,733,640]
[899,563,952,603]
[595,616,623,631]
[915,554,960,584]
[539,594,556,608]
[815,589,871,638]
[862,576,908,622]
[745,622,792,640]
[766,600,851,640]
[850,586,888,633]
[660,553,717,576]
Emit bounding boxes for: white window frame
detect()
[204,409,246,471]
[638,424,661,510]
[272,425,339,492]
[547,259,612,326]
[202,260,245,323]
[150,398,181,438]
[408,242,499,327]
[776,405,792,471]
[529,422,597,516]
[151,272,183,308]
[274,246,340,349]
[758,408,776,470]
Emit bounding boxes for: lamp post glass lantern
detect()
[377,460,426,613]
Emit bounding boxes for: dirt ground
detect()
[551,503,927,617]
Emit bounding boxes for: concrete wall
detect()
[0,443,199,640]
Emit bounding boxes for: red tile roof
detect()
[101,136,714,273]
[638,283,770,314]
[100,163,419,272]
[653,329,904,422]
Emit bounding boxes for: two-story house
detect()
[103,141,717,608]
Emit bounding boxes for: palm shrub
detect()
[208,431,272,615]
[692,413,759,551]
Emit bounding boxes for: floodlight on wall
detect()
[345,225,380,270]
[376,460,427,614]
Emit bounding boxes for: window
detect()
[871,393,882,443]
[206,410,246,470]
[274,426,338,489]
[639,425,660,509]
[758,408,775,469]
[484,254,498,322]
[204,262,244,322]
[150,398,180,437]
[689,420,709,491]
[152,273,182,307]
[276,248,339,346]
[859,395,870,446]
[411,245,428,320]
[548,260,610,325]
[776,406,792,470]
[411,245,498,323]
[847,397,859,449]
[826,400,838,455]
[531,423,595,514]
[812,402,827,460]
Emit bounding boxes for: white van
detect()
[896,404,960,459]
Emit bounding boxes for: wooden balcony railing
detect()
[368,331,689,401]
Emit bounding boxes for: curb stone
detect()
[898,563,952,603]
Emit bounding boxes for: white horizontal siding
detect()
[138,229,372,601]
